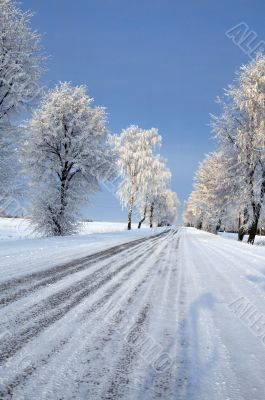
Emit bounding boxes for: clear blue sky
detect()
[22,0,265,222]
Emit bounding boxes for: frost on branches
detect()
[136,155,171,228]
[0,0,43,207]
[183,151,236,233]
[185,54,265,243]
[0,0,43,119]
[23,82,114,236]
[152,189,179,227]
[113,125,179,229]
[112,125,162,230]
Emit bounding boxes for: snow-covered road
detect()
[1,227,265,399]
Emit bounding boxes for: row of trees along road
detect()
[1,0,179,236]
[112,125,179,230]
[183,54,265,244]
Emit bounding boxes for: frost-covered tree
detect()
[152,190,179,227]
[113,125,161,230]
[0,0,43,119]
[23,82,113,236]
[0,0,43,203]
[163,190,179,226]
[182,200,194,227]
[183,189,205,230]
[158,190,178,226]
[212,54,265,243]
[186,54,265,243]
[196,152,237,232]
[184,149,243,233]
[136,155,171,229]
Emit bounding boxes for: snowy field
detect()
[2,227,265,399]
[218,231,265,246]
[0,217,140,241]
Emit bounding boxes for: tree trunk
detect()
[238,213,243,241]
[247,203,261,244]
[197,220,202,230]
[238,208,248,242]
[249,172,265,243]
[245,168,265,244]
[138,205,147,229]
[57,163,69,235]
[215,219,222,234]
[149,203,154,228]
[238,228,245,242]
[248,219,259,244]
[127,193,134,230]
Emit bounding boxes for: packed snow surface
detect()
[1,227,265,399]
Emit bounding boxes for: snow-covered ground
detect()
[0,218,158,282]
[2,227,265,399]
[218,230,265,245]
[0,217,140,241]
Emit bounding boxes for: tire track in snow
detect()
[0,238,161,365]
[137,234,183,400]
[0,233,163,333]
[46,233,173,400]
[0,231,171,398]
[104,304,151,400]
[102,232,178,399]
[34,231,174,400]
[0,232,167,308]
